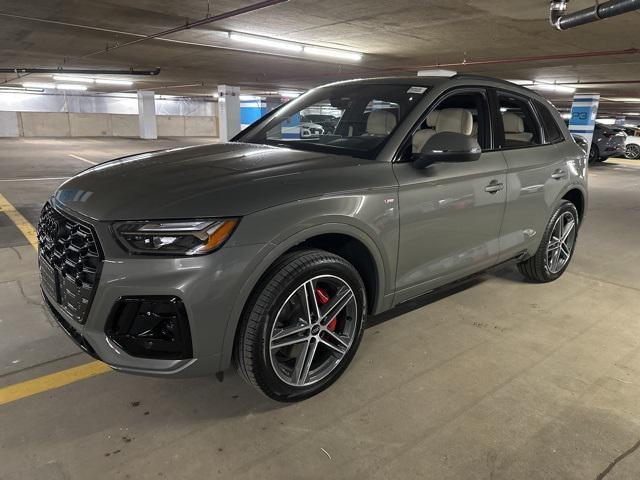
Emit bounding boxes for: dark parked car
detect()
[590,123,626,163]
[39,75,587,401]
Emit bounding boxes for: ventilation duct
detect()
[550,0,640,30]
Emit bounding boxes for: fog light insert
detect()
[105,296,193,360]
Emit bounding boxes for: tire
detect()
[235,249,366,402]
[517,200,579,283]
[588,144,599,164]
[626,144,640,160]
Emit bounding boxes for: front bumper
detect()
[41,212,265,377]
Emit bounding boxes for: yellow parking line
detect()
[0,192,112,402]
[0,193,39,250]
[0,361,112,406]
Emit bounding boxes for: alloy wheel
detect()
[626,144,640,160]
[545,212,577,274]
[269,274,357,387]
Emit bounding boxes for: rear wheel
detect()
[626,144,640,160]
[518,200,579,283]
[235,249,366,402]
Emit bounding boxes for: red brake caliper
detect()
[315,287,337,332]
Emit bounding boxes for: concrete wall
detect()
[10,112,217,138]
[157,115,186,137]
[186,116,217,136]
[0,111,20,137]
[111,114,140,137]
[69,113,111,137]
[21,113,71,137]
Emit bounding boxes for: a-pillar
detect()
[217,85,241,142]
[137,90,157,139]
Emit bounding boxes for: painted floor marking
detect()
[0,177,70,182]
[69,154,97,165]
[0,193,39,249]
[0,192,112,404]
[0,361,112,406]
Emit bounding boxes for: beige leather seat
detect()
[503,112,533,144]
[413,108,474,153]
[364,110,397,136]
[436,108,474,135]
[412,110,440,153]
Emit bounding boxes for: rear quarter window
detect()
[535,102,565,144]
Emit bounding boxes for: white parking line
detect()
[69,154,97,165]
[0,177,70,182]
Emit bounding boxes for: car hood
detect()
[54,142,384,220]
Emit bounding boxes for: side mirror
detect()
[413,132,482,169]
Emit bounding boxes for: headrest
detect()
[436,108,473,135]
[366,110,397,135]
[412,129,436,153]
[502,112,525,133]
[426,110,440,128]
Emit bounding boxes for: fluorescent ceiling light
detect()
[56,84,88,91]
[279,90,302,98]
[94,78,134,86]
[623,112,640,115]
[303,46,362,61]
[227,31,363,62]
[52,75,95,83]
[507,79,534,85]
[230,33,302,52]
[508,79,575,93]
[0,86,43,93]
[23,82,56,89]
[240,94,261,101]
[532,83,576,94]
[561,113,572,120]
[605,97,640,103]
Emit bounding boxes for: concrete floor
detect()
[1,138,640,480]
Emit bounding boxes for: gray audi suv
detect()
[38,74,587,401]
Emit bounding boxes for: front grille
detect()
[37,202,103,324]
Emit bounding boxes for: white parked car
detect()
[616,126,640,159]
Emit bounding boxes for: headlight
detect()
[113,219,239,256]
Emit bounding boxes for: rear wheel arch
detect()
[562,188,585,222]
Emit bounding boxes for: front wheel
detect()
[626,144,640,160]
[235,249,366,402]
[518,200,579,283]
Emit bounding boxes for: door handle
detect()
[551,170,567,180]
[484,182,504,194]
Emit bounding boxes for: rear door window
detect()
[496,93,542,149]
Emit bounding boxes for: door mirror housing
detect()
[412,132,482,169]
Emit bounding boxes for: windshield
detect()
[236,83,429,159]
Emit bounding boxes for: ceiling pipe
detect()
[0,67,160,75]
[68,0,289,62]
[550,0,640,30]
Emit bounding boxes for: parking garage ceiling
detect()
[0,0,639,114]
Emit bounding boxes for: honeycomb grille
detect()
[37,202,102,324]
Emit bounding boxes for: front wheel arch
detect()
[218,223,388,372]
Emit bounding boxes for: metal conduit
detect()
[550,0,640,30]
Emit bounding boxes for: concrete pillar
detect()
[0,111,20,137]
[217,85,241,142]
[137,90,157,139]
